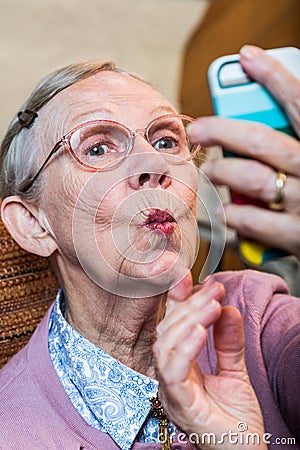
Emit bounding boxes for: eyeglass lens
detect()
[68,116,196,169]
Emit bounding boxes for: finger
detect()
[154,321,208,382]
[154,323,212,414]
[202,157,300,213]
[222,203,300,258]
[167,266,193,303]
[214,306,247,377]
[155,326,208,417]
[156,299,222,373]
[239,45,300,135]
[162,282,225,334]
[189,116,300,177]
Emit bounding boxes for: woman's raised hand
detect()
[153,270,266,449]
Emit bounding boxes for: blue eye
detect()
[86,143,109,156]
[153,138,176,151]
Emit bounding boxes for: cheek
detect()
[170,162,198,202]
[171,166,198,217]
[43,167,85,223]
[70,171,128,256]
[179,185,197,217]
[41,165,117,256]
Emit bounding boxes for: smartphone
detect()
[207,46,300,267]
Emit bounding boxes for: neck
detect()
[62,275,166,379]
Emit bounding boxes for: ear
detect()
[1,196,57,257]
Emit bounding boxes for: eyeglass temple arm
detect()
[22,141,64,193]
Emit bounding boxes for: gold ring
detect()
[268,171,286,211]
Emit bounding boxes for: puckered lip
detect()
[144,208,176,237]
[145,208,176,225]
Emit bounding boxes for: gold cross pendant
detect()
[150,394,172,450]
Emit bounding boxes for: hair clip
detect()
[17,109,38,128]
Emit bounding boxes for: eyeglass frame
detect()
[22,113,201,193]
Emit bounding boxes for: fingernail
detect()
[165,298,176,314]
[156,323,162,337]
[203,282,223,298]
[240,45,262,60]
[191,284,223,307]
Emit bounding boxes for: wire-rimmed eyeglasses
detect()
[22,113,201,192]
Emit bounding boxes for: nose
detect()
[127,134,172,190]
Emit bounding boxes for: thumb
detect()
[214,306,247,376]
[239,45,300,136]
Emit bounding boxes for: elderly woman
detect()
[0,49,299,450]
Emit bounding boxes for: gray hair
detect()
[0,60,144,203]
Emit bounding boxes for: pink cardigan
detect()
[0,270,299,449]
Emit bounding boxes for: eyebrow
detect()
[67,105,177,129]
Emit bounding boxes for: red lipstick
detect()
[145,209,176,237]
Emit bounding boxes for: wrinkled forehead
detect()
[37,71,177,142]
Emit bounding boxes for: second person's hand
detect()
[188,45,300,259]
